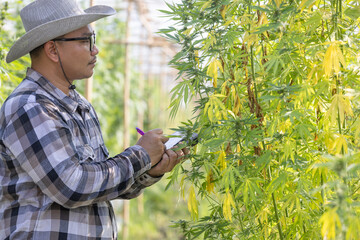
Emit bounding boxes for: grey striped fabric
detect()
[0,68,161,239]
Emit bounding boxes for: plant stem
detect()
[272,192,284,240]
[250,46,259,101]
[252,204,266,240]
[267,167,284,240]
[337,108,342,135]
[334,0,338,40]
[321,172,325,206]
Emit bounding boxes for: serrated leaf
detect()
[267,173,287,193]
[332,134,349,155]
[216,150,227,173]
[203,138,226,148]
[206,169,215,193]
[299,0,316,13]
[319,208,341,240]
[323,42,346,77]
[325,94,353,125]
[344,6,360,20]
[256,151,272,171]
[223,191,235,221]
[187,185,199,221]
[207,58,223,88]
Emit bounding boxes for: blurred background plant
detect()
[0,0,28,104]
[0,0,196,239]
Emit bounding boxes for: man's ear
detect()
[43,41,59,63]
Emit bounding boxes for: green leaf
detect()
[267,173,288,193]
[255,151,272,171]
[254,22,282,34]
[344,6,360,20]
[202,138,226,148]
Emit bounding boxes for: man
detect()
[0,0,187,239]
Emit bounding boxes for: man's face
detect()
[55,25,98,81]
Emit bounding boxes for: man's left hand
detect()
[147,147,190,177]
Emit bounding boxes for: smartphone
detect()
[165,132,198,150]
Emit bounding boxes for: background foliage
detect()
[0,1,191,239]
[161,0,360,239]
[0,0,27,104]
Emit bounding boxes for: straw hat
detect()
[6,0,116,63]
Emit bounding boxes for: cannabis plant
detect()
[160,0,360,239]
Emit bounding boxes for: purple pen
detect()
[136,127,145,135]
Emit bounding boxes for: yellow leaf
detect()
[243,32,258,50]
[299,0,316,13]
[257,207,271,238]
[202,32,217,51]
[308,156,329,187]
[279,119,291,134]
[332,134,349,155]
[217,59,224,73]
[220,5,228,20]
[208,104,214,120]
[307,64,323,84]
[230,85,236,100]
[224,19,233,27]
[325,94,353,125]
[183,27,193,36]
[283,138,296,162]
[203,94,228,122]
[207,58,223,88]
[231,86,242,115]
[258,11,269,26]
[223,191,235,221]
[323,42,346,77]
[257,206,271,224]
[187,185,199,221]
[216,150,227,173]
[347,216,360,240]
[274,0,282,7]
[180,175,186,200]
[201,0,211,11]
[353,119,360,145]
[319,207,341,240]
[194,50,200,67]
[206,169,215,193]
[220,81,229,96]
[323,130,335,152]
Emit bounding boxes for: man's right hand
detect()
[135,128,168,167]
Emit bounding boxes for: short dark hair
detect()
[30,34,67,59]
[29,44,44,59]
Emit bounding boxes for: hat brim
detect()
[6,5,116,63]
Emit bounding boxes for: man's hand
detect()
[136,129,168,167]
[147,147,190,177]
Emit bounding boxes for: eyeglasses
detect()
[53,32,96,52]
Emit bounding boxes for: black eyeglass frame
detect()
[52,32,96,52]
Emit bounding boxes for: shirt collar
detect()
[26,68,90,113]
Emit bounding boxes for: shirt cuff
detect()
[137,172,163,187]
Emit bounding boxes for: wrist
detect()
[147,168,164,178]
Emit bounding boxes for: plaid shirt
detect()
[0,68,161,239]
